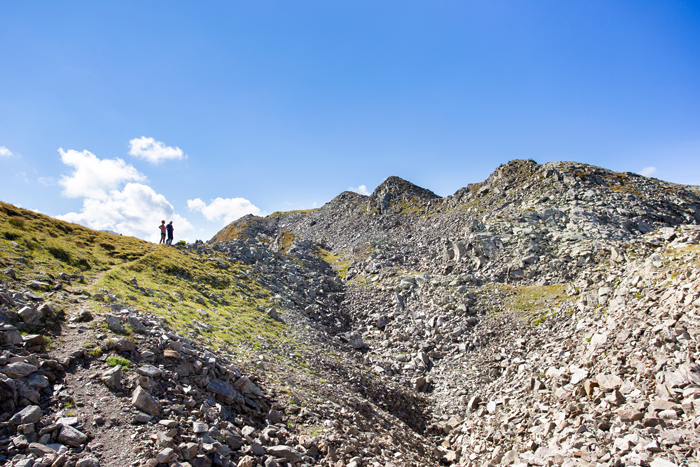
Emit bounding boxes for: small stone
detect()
[193,421,208,433]
[136,364,162,378]
[57,416,78,426]
[596,373,623,391]
[0,362,39,379]
[37,303,56,319]
[234,376,264,397]
[57,425,88,447]
[76,456,100,467]
[157,447,177,463]
[266,308,279,320]
[105,314,125,333]
[649,459,678,467]
[163,349,181,359]
[101,365,122,391]
[237,456,255,467]
[251,442,265,456]
[131,386,159,416]
[27,442,56,457]
[134,413,152,424]
[77,309,93,322]
[349,331,364,349]
[619,409,643,422]
[267,445,303,462]
[268,410,283,424]
[11,405,43,425]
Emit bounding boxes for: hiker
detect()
[159,220,166,244]
[166,221,174,245]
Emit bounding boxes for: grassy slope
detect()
[0,202,286,353]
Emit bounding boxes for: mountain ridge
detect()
[1,159,700,467]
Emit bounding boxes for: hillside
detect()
[1,159,700,467]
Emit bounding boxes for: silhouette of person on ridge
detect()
[166,221,174,245]
[159,220,166,244]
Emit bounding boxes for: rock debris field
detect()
[1,159,700,467]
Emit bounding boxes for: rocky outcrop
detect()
[3,159,700,467]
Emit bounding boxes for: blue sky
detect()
[1,1,699,241]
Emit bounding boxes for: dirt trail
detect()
[48,315,145,466]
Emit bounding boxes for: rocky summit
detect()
[1,159,700,467]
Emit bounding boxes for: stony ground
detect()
[2,159,700,467]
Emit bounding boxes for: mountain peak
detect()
[368,176,440,214]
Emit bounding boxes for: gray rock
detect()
[156,447,177,463]
[10,405,42,424]
[266,445,303,462]
[105,314,125,333]
[0,362,38,379]
[77,309,93,322]
[37,303,56,319]
[101,365,122,391]
[57,416,78,426]
[349,331,364,349]
[207,378,241,404]
[57,425,88,447]
[234,376,264,397]
[3,329,23,345]
[18,306,41,324]
[27,442,56,457]
[596,373,623,391]
[127,315,146,333]
[266,308,280,320]
[193,421,208,433]
[76,456,100,467]
[133,413,152,423]
[131,386,159,416]
[29,280,50,290]
[136,364,162,378]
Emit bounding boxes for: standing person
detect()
[166,221,174,246]
[159,220,167,244]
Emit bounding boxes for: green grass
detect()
[500,283,569,324]
[106,356,131,368]
[0,201,290,354]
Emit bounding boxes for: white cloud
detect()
[59,183,193,242]
[349,185,370,196]
[640,166,657,177]
[59,148,145,200]
[187,197,261,226]
[128,136,185,163]
[0,146,14,157]
[38,177,55,186]
[17,171,30,184]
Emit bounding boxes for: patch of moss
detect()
[106,356,131,368]
[501,283,568,324]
